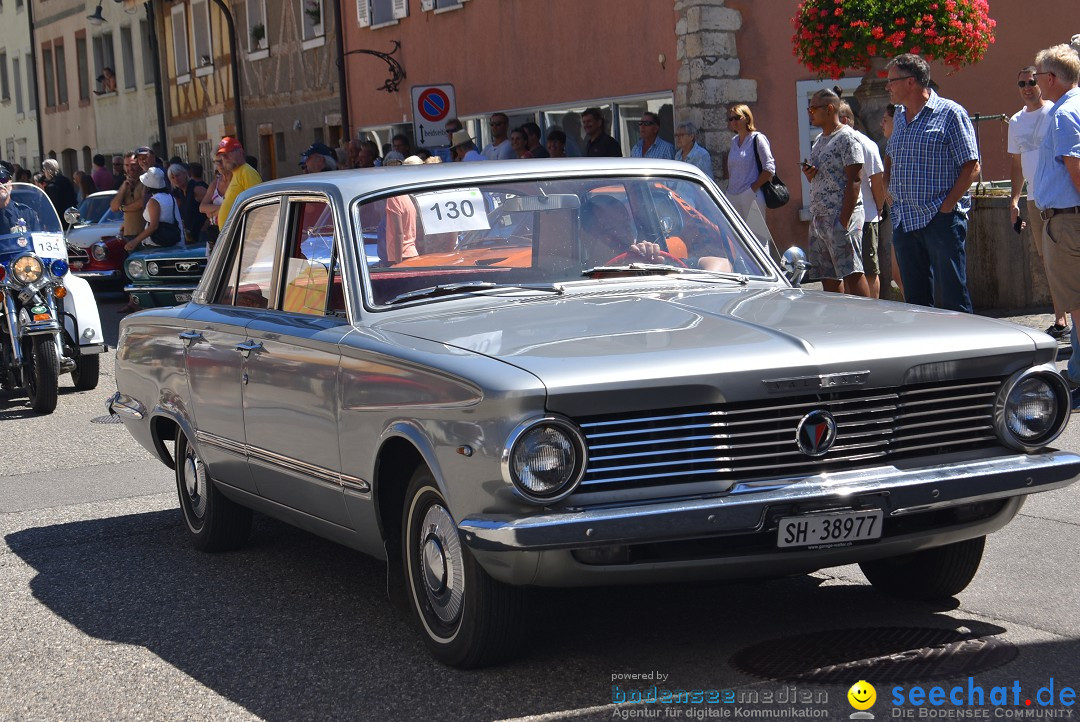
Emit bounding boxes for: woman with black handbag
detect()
[123,167,185,253]
[725,104,781,254]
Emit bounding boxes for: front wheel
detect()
[71,353,100,391]
[402,467,525,668]
[26,335,59,414]
[859,536,986,601]
[176,429,252,552]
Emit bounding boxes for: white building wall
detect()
[0,0,41,170]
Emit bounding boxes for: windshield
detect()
[78,193,121,224]
[356,176,770,306]
[7,183,63,233]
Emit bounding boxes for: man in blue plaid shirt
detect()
[884,54,981,313]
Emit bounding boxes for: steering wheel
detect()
[605,249,689,268]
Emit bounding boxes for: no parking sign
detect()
[411,84,457,149]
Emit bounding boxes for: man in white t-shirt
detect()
[481,113,515,161]
[839,102,886,298]
[1009,65,1066,337]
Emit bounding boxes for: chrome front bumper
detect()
[74,269,120,280]
[459,451,1080,552]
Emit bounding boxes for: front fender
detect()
[62,273,105,348]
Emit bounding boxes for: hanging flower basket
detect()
[303,0,321,26]
[791,0,997,79]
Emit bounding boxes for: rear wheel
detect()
[176,429,252,552]
[71,354,100,391]
[859,536,986,601]
[402,467,525,668]
[26,335,59,414]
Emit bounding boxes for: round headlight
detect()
[126,259,146,279]
[90,242,108,261]
[146,261,160,275]
[995,368,1069,451]
[504,419,586,503]
[50,258,69,277]
[12,255,44,284]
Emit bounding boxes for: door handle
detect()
[235,340,264,358]
[178,330,204,346]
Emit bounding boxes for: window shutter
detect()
[356,0,370,27]
[420,0,433,10]
[392,0,408,18]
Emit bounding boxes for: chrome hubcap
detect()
[183,448,207,520]
[417,503,464,625]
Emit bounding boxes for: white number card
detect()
[33,233,67,260]
[415,189,490,234]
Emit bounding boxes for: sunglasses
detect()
[884,75,915,86]
[1017,79,1038,87]
[638,120,656,126]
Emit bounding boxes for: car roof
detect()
[238,158,711,205]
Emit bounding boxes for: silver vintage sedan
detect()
[109,159,1080,668]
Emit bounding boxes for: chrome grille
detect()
[578,378,1003,491]
[67,244,89,265]
[148,258,206,277]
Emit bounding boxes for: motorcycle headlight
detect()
[127,258,146,280]
[995,368,1070,452]
[90,242,108,261]
[147,261,160,276]
[12,255,44,284]
[503,417,586,503]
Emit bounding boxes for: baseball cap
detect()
[300,142,334,161]
[216,136,243,155]
[135,145,153,156]
[0,166,11,184]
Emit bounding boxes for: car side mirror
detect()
[63,207,82,226]
[782,246,810,286]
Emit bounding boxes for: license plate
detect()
[33,234,67,259]
[777,509,883,548]
[174,293,192,303]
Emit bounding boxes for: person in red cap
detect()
[216,136,262,228]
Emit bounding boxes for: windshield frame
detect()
[350,167,781,312]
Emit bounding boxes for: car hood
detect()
[375,285,1051,416]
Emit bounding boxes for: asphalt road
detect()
[2,295,1079,721]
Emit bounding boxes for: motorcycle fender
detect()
[62,273,105,347]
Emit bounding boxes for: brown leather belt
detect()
[1041,206,1080,221]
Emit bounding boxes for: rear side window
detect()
[215,201,281,307]
[281,200,336,316]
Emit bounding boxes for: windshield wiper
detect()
[581,263,748,284]
[384,282,564,306]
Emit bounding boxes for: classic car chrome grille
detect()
[67,244,89,265]
[577,377,1003,490]
[149,258,207,277]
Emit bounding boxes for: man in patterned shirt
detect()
[631,112,675,160]
[884,53,980,313]
[803,89,869,297]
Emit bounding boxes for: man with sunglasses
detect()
[630,112,675,160]
[1031,44,1080,407]
[481,113,515,161]
[1008,65,1065,337]
[883,53,980,314]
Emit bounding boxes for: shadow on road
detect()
[7,510,1078,720]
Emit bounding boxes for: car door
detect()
[241,197,354,529]
[182,198,282,495]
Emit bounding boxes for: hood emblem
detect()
[176,261,197,272]
[796,410,837,457]
[764,371,869,393]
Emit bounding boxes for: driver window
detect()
[216,201,280,308]
[281,200,334,316]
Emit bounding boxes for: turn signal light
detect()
[53,286,68,299]
[33,312,50,322]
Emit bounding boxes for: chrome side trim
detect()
[460,451,1080,551]
[124,284,198,293]
[194,431,371,495]
[73,270,120,279]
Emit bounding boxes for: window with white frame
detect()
[420,0,467,11]
[171,4,190,82]
[794,76,862,215]
[92,32,116,84]
[247,0,268,53]
[25,53,35,112]
[191,0,213,75]
[0,53,9,102]
[13,56,22,113]
[301,0,324,41]
[173,142,189,163]
[139,19,154,84]
[357,0,407,28]
[198,139,213,175]
[120,26,136,88]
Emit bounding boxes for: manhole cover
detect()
[91,414,124,424]
[731,627,1017,684]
